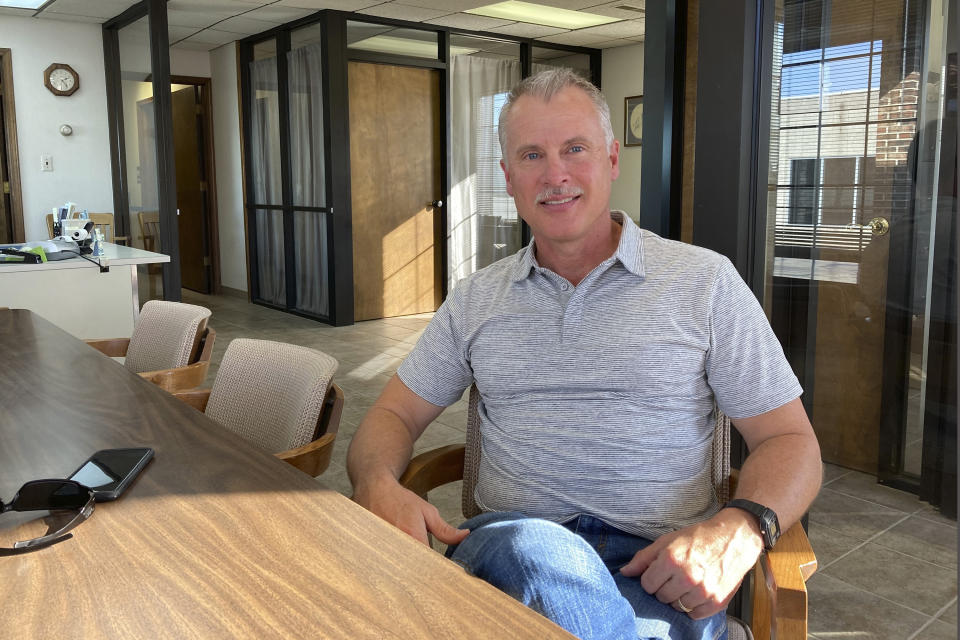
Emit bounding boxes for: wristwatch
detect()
[723,499,781,549]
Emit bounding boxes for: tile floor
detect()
[182,289,958,640]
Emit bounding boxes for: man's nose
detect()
[541,154,570,185]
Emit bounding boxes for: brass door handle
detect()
[864,217,890,236]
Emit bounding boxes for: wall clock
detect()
[44,63,79,97]
[624,95,643,147]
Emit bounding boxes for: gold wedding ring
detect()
[676,598,693,613]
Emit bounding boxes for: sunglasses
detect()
[1,479,95,552]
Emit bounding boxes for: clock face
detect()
[44,63,79,96]
[49,68,75,92]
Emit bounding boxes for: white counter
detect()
[0,243,169,339]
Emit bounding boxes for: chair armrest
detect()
[751,520,818,640]
[85,338,130,357]
[138,359,212,393]
[276,432,337,477]
[171,388,211,412]
[399,444,466,499]
[114,235,129,246]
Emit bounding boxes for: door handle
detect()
[427,200,443,208]
[864,216,889,236]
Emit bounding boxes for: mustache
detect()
[535,186,583,202]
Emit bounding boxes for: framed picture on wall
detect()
[624,95,643,147]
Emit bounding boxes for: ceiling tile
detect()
[536,29,612,46]
[400,0,489,12]
[424,13,513,30]
[358,3,451,22]
[0,7,34,17]
[37,11,104,23]
[166,0,264,28]
[171,40,220,52]
[245,4,320,21]
[168,25,200,40]
[277,0,382,10]
[180,28,240,46]
[216,15,280,35]
[590,37,638,49]
[487,22,567,38]
[585,0,645,20]
[523,0,606,10]
[561,17,641,38]
[43,0,138,19]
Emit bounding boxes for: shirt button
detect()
[560,283,569,291]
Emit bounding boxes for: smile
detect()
[541,195,579,205]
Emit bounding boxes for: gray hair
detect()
[497,68,615,161]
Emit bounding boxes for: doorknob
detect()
[427,200,443,208]
[864,216,890,236]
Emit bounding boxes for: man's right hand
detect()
[353,479,470,547]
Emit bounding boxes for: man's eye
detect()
[524,152,540,160]
[569,145,584,153]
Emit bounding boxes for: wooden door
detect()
[348,62,443,321]
[172,86,210,294]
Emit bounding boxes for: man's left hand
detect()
[619,508,764,619]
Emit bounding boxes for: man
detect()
[348,69,821,640]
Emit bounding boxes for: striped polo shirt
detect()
[398,211,801,539]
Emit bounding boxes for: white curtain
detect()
[288,43,328,317]
[448,55,522,291]
[249,56,285,306]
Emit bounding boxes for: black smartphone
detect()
[68,448,154,502]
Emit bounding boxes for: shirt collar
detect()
[510,210,646,282]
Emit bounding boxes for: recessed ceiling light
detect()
[349,35,478,59]
[0,0,46,8]
[466,1,621,30]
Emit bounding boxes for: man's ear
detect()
[609,139,621,181]
[500,159,515,197]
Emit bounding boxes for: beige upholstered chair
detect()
[86,300,215,393]
[174,339,344,477]
[400,385,818,640]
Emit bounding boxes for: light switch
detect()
[40,155,53,172]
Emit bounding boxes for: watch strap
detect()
[723,498,781,549]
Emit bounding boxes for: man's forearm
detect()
[346,406,417,497]
[731,432,822,530]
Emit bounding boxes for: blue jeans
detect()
[445,512,727,640]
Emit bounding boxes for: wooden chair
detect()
[138,210,161,253]
[86,299,215,393]
[174,338,344,477]
[399,385,818,640]
[86,213,128,246]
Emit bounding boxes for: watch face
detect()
[50,68,75,91]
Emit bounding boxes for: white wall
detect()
[3,16,114,241]
[210,42,246,292]
[601,43,644,221]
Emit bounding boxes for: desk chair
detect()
[86,300,215,393]
[174,339,344,477]
[399,385,818,640]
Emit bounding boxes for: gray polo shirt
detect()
[398,212,801,538]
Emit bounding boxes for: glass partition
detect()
[448,36,522,291]
[762,0,955,485]
[347,21,439,59]
[118,15,164,301]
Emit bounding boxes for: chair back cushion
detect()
[124,300,212,373]
[205,338,338,453]
[460,384,733,516]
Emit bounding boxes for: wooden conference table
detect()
[0,309,571,639]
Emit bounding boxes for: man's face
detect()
[500,86,620,249]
